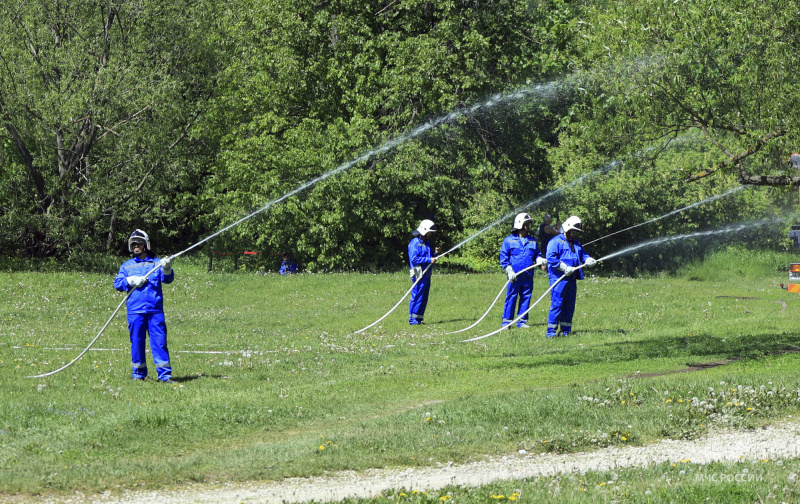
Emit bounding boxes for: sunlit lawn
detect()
[343,458,800,503]
[2,256,800,499]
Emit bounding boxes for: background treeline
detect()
[1,0,798,272]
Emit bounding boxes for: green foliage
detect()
[199,0,584,271]
[539,0,800,277]
[3,0,800,274]
[555,0,800,182]
[548,131,797,273]
[0,0,221,256]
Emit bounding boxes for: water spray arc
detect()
[30,84,565,379]
[584,186,747,246]
[595,217,784,263]
[451,185,748,335]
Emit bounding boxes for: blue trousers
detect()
[547,278,577,337]
[502,274,533,326]
[128,311,172,381]
[409,275,432,324]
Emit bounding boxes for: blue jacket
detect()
[499,232,542,276]
[114,255,174,313]
[408,236,436,270]
[546,234,590,281]
[279,260,297,275]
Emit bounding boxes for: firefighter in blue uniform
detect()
[408,219,440,325]
[545,216,597,337]
[114,229,175,382]
[499,213,547,328]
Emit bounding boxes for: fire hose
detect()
[445,263,540,335]
[28,196,298,378]
[460,264,586,343]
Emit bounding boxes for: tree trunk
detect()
[737,172,800,186]
[106,212,117,252]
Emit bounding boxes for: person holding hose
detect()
[408,219,440,325]
[499,212,547,328]
[545,216,597,338]
[114,229,176,382]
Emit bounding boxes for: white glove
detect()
[559,262,576,276]
[159,258,172,275]
[505,265,516,282]
[409,267,415,279]
[585,257,597,267]
[413,266,423,280]
[534,256,547,267]
[126,275,146,289]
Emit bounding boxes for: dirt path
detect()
[34,420,800,504]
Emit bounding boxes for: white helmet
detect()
[416,219,437,236]
[790,153,800,169]
[513,212,532,231]
[562,216,582,234]
[128,229,150,252]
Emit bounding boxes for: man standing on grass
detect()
[114,229,175,382]
[499,212,547,328]
[408,219,440,325]
[545,216,597,338]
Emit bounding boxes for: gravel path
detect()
[45,421,800,504]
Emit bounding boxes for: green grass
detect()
[2,251,800,500]
[342,458,800,503]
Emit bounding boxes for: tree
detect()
[559,0,800,188]
[0,0,220,256]
[201,0,584,270]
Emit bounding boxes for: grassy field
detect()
[2,249,800,501]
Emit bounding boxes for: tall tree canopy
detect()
[3,0,798,270]
[200,0,583,270]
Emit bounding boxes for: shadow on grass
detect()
[479,331,800,372]
[173,375,202,383]
[435,317,484,324]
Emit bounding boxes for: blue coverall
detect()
[499,232,543,327]
[114,255,175,381]
[546,234,590,337]
[408,236,436,324]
